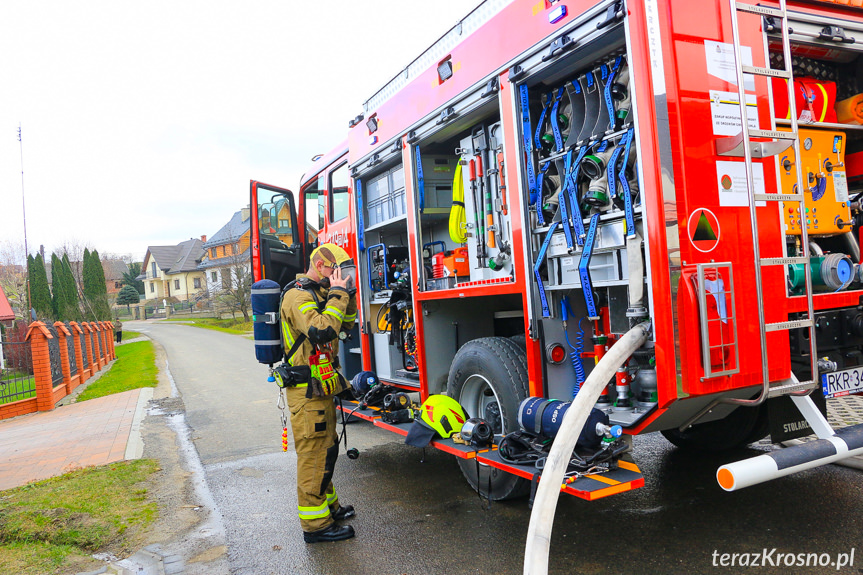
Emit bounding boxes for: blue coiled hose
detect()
[561,297,587,397]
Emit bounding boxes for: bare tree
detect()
[101,252,135,265]
[213,249,252,322]
[0,241,28,319]
[54,237,93,289]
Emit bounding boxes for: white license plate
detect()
[822,366,863,398]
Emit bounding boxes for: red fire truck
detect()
[251,0,863,500]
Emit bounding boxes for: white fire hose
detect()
[523,321,651,575]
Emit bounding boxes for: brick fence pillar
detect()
[69,321,85,383]
[26,322,56,412]
[93,321,102,368]
[83,322,96,375]
[53,322,73,394]
[95,322,106,367]
[94,322,104,370]
[107,321,116,359]
[102,321,115,360]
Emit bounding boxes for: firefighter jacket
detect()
[280,274,357,368]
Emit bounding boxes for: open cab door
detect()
[250,181,305,288]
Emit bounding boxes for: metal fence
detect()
[79,330,89,370]
[0,326,35,404]
[64,322,77,376]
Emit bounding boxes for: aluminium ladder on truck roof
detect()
[726,0,819,401]
[362,0,516,113]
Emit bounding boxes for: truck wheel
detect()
[447,337,530,500]
[661,404,768,451]
[509,333,526,351]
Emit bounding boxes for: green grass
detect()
[120,330,141,340]
[0,375,36,406]
[76,341,157,402]
[163,317,252,335]
[0,459,159,575]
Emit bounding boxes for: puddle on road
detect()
[155,358,227,548]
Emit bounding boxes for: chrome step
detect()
[754,193,803,202]
[766,318,813,332]
[735,2,784,17]
[742,65,791,79]
[761,256,808,266]
[749,128,797,140]
[768,379,817,398]
[716,133,793,158]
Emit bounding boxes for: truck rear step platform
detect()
[336,399,644,501]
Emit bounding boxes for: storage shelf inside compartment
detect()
[768,46,863,174]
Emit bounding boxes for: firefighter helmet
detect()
[419,394,467,438]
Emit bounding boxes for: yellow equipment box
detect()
[780,128,850,236]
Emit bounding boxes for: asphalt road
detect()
[136,320,863,575]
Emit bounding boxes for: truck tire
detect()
[661,404,768,451]
[447,337,530,500]
[509,333,527,351]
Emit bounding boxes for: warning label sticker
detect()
[834,171,849,203]
[716,161,766,207]
[688,208,721,253]
[710,90,758,136]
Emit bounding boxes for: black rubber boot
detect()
[303,524,355,543]
[331,505,355,521]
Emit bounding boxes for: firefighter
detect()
[280,243,358,543]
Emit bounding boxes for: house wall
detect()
[202,235,251,296]
[142,254,168,301]
[165,272,206,301]
[238,230,250,254]
[205,268,226,295]
[107,279,124,296]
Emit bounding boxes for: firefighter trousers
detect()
[285,386,344,533]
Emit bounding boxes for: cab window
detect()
[258,191,294,246]
[330,163,349,223]
[303,174,326,238]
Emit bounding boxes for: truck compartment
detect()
[418,294,524,395]
[513,18,654,420]
[412,103,516,291]
[767,14,863,296]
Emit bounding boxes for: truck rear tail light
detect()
[546,343,567,364]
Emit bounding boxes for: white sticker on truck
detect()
[833,171,849,203]
[705,40,755,91]
[710,90,759,136]
[716,161,766,207]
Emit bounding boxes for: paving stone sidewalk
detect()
[0,388,147,490]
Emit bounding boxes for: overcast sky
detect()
[0,1,473,262]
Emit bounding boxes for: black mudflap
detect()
[768,393,828,443]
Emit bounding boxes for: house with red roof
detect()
[0,285,14,326]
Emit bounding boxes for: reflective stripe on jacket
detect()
[280,274,357,366]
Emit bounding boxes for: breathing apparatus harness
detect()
[274,276,356,455]
[498,427,629,489]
